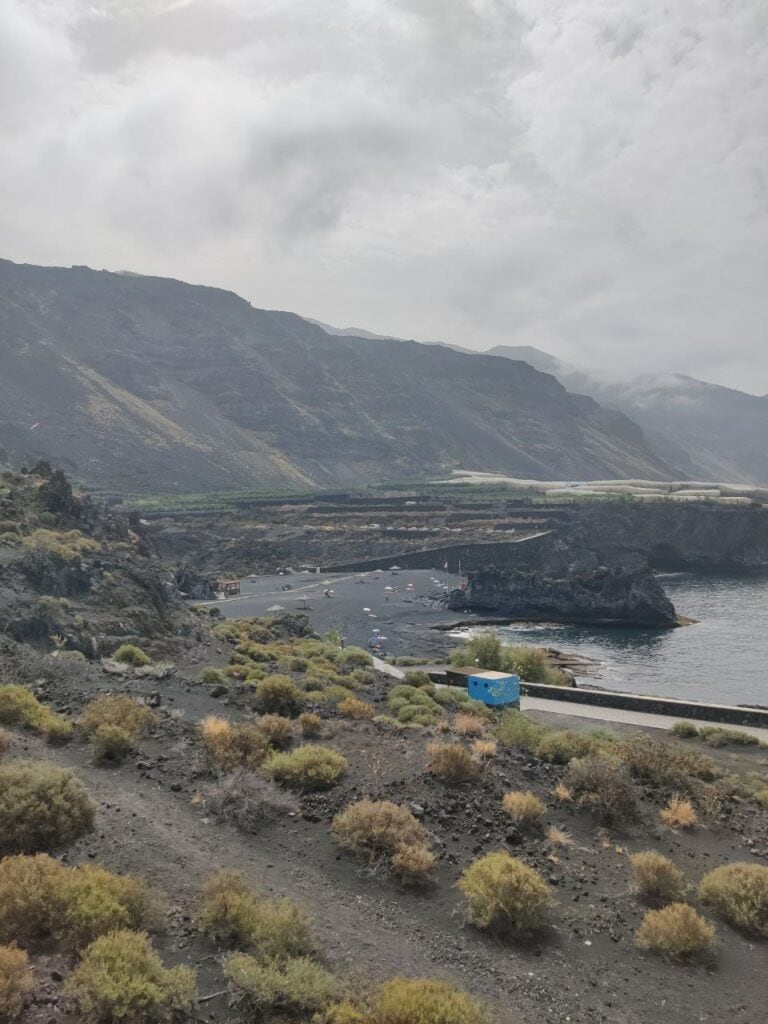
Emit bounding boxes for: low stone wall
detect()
[321,534,552,573]
[519,681,768,728]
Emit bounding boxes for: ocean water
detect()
[492,574,768,707]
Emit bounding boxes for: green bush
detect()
[0,761,95,855]
[66,930,196,1024]
[403,671,432,688]
[372,978,490,1024]
[697,726,760,748]
[457,851,551,932]
[618,736,721,789]
[0,943,33,1022]
[698,863,768,936]
[91,725,134,763]
[264,745,347,791]
[0,685,73,745]
[0,854,155,952]
[496,709,547,752]
[199,871,314,959]
[255,675,302,716]
[432,687,472,709]
[82,695,154,763]
[670,721,698,738]
[499,644,567,685]
[449,632,502,669]
[112,644,152,667]
[338,647,372,670]
[199,668,227,686]
[635,904,715,962]
[224,953,338,1016]
[534,730,594,764]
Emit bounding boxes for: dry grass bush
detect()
[502,791,546,827]
[256,715,294,749]
[629,851,687,904]
[337,697,374,721]
[453,713,485,737]
[553,782,573,803]
[565,756,637,825]
[0,854,155,952]
[207,770,299,831]
[697,726,760,748]
[65,930,196,1024]
[298,712,322,737]
[0,761,95,855]
[427,743,478,784]
[224,952,338,1016]
[534,730,594,764]
[698,863,768,936]
[112,644,152,667]
[457,851,552,932]
[618,736,721,789]
[660,796,698,829]
[254,675,302,716]
[391,843,437,886]
[371,977,490,1024]
[199,717,269,773]
[471,739,497,761]
[495,709,547,752]
[635,904,715,962]
[82,695,154,739]
[91,725,134,763]
[670,721,698,738]
[0,685,73,745]
[0,732,7,760]
[545,825,573,847]
[23,529,100,562]
[333,800,428,857]
[0,943,33,1022]
[263,744,347,791]
[200,871,315,959]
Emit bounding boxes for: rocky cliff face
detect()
[449,565,678,627]
[0,260,675,493]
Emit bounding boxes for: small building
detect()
[467,670,520,708]
[215,578,241,597]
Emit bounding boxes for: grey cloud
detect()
[1,0,766,392]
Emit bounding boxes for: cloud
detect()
[1,0,766,391]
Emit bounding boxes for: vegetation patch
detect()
[660,796,698,829]
[0,943,33,1022]
[635,904,715,962]
[263,744,347,791]
[112,644,152,667]
[82,695,155,763]
[66,929,196,1024]
[387,685,443,727]
[565,756,637,826]
[224,952,339,1017]
[0,761,95,855]
[256,714,294,749]
[502,791,546,827]
[0,685,73,745]
[254,675,302,716]
[427,743,478,784]
[207,770,299,831]
[298,712,322,737]
[332,799,435,883]
[199,716,270,773]
[629,851,687,905]
[337,697,374,721]
[371,977,490,1024]
[457,851,552,932]
[698,863,768,937]
[450,632,568,684]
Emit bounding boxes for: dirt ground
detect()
[8,655,768,1024]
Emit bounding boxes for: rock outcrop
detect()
[449,565,679,627]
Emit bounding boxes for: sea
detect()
[490,574,768,707]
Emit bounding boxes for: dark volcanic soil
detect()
[8,653,768,1024]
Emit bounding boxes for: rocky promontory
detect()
[448,565,679,627]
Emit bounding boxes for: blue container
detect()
[468,671,520,707]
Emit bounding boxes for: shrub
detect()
[670,721,698,738]
[256,715,294,749]
[546,825,573,848]
[553,782,573,803]
[432,687,472,709]
[66,930,196,1024]
[338,698,374,721]
[457,852,551,932]
[199,716,269,773]
[630,852,687,904]
[697,726,760,748]
[535,730,594,764]
[0,761,95,855]
[565,756,637,825]
[224,953,338,1016]
[0,944,32,1022]
[496,709,547,752]
[635,904,715,962]
[0,732,7,760]
[387,686,443,727]
[449,632,502,669]
[323,685,359,705]
[453,713,485,737]
[338,647,372,670]
[618,736,721,789]
[391,844,436,885]
[427,743,478,784]
[199,871,314,959]
[332,800,428,860]
[112,644,152,667]
[472,739,497,761]
[264,745,347,791]
[23,529,100,561]
[660,796,698,829]
[82,695,154,755]
[502,791,545,827]
[208,770,299,831]
[403,671,433,688]
[499,644,565,684]
[199,668,227,686]
[298,712,322,738]
[698,863,768,936]
[254,675,302,716]
[0,685,72,744]
[372,978,490,1024]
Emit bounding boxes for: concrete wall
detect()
[321,534,552,573]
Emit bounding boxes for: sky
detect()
[2,0,767,393]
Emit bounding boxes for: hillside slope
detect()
[489,346,768,486]
[0,260,674,492]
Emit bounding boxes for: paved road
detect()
[521,695,768,742]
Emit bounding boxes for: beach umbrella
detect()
[384,585,394,592]
[363,607,371,613]
[266,604,286,612]
[372,628,380,633]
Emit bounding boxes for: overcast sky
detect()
[2,1,767,392]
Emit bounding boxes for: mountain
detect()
[0,260,675,493]
[488,346,768,486]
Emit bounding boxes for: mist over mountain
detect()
[488,346,768,487]
[0,260,674,494]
